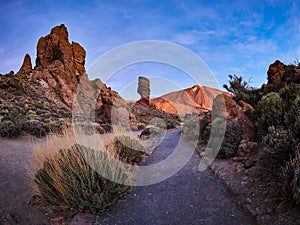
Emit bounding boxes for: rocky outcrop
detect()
[17,54,32,76]
[202,93,256,158]
[267,60,285,84]
[9,24,138,132]
[213,93,255,140]
[137,76,150,105]
[35,24,86,76]
[264,60,300,93]
[29,24,86,107]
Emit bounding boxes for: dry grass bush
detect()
[281,144,300,205]
[30,126,136,214]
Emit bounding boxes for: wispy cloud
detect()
[0,0,300,96]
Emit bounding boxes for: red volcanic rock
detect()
[34,24,86,107]
[213,93,255,140]
[151,85,223,115]
[17,54,32,76]
[3,24,138,132]
[267,60,285,84]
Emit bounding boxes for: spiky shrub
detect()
[34,144,131,214]
[113,135,145,164]
[0,120,21,137]
[31,129,133,214]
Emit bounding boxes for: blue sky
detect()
[1,0,300,99]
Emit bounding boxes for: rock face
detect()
[151,85,223,116]
[209,93,256,158]
[17,54,32,76]
[30,24,86,107]
[35,24,86,76]
[137,76,150,105]
[267,60,285,84]
[213,93,256,140]
[11,24,138,131]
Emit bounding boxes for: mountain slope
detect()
[151,85,223,115]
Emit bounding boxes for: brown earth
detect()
[0,137,59,225]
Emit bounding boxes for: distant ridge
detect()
[151,85,223,115]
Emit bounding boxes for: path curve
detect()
[80,127,255,225]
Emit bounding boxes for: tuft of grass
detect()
[30,127,134,214]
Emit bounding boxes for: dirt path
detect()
[73,127,256,225]
[0,137,55,225]
[0,128,255,225]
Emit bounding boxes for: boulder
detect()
[267,60,285,84]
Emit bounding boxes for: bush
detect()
[34,144,131,214]
[0,120,21,137]
[217,146,236,159]
[255,92,284,138]
[261,126,291,167]
[113,135,145,164]
[216,120,243,159]
[280,144,300,204]
[279,84,300,140]
[22,120,47,137]
[223,74,258,105]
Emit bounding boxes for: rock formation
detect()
[4,24,138,133]
[267,60,285,84]
[28,24,86,107]
[137,76,150,105]
[263,60,300,93]
[213,93,255,140]
[17,54,32,76]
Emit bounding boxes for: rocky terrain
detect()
[0,24,136,137]
[129,76,180,130]
[200,60,300,224]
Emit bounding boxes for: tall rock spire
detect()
[17,54,32,76]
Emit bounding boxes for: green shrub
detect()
[217,146,236,159]
[0,120,21,137]
[255,92,284,137]
[113,135,145,164]
[34,144,130,214]
[22,120,47,137]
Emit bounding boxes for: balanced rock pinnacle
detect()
[137,76,150,105]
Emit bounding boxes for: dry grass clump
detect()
[30,126,137,214]
[281,144,300,204]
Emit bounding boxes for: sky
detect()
[1,0,300,99]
